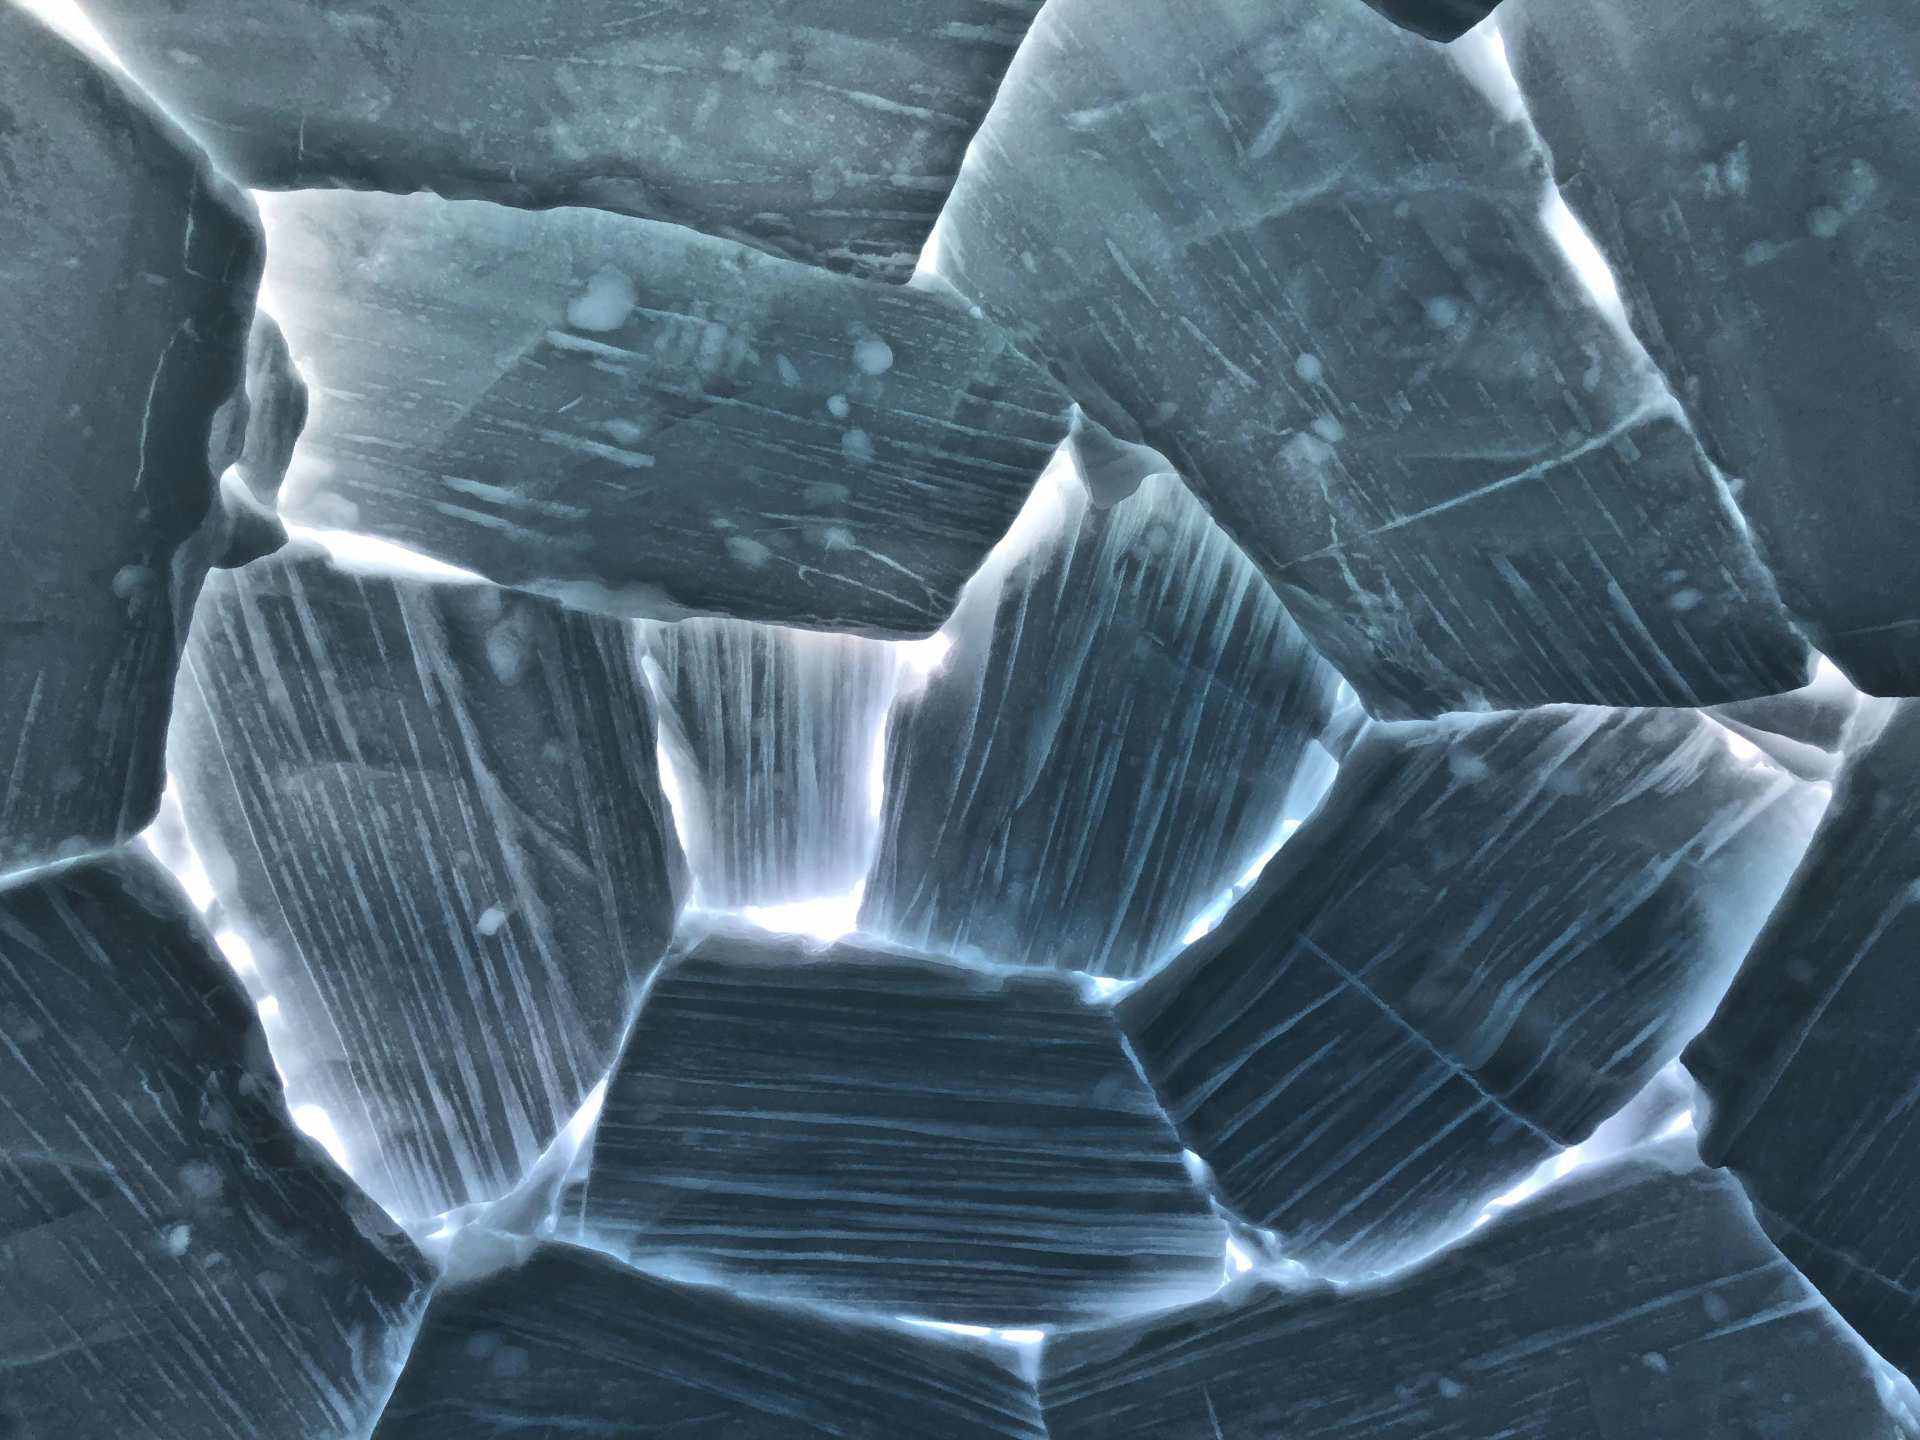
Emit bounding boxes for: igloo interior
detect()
[4,0,1920,1435]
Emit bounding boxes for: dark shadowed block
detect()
[1504,0,1920,696]
[168,544,685,1220]
[0,853,429,1440]
[75,0,1045,281]
[1039,1149,1909,1438]
[572,927,1225,1326]
[938,0,1811,717]
[372,1244,1046,1439]
[0,7,261,875]
[1361,0,1501,42]
[267,190,1070,637]
[1120,706,1827,1276]
[1688,700,1920,1381]
[861,468,1341,980]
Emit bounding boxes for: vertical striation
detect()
[168,544,685,1220]
[862,466,1341,980]
[638,619,901,911]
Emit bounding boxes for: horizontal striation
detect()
[1120,706,1827,1276]
[1503,0,1920,695]
[0,852,430,1440]
[1687,699,1920,1381]
[937,0,1811,717]
[861,467,1341,980]
[168,544,685,1220]
[0,8,263,875]
[637,619,901,910]
[571,927,1225,1325]
[372,1242,1046,1439]
[264,189,1071,636]
[1040,1147,1911,1438]
[74,0,1045,281]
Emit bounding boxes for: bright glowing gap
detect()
[135,780,218,913]
[13,0,127,71]
[741,884,864,944]
[1540,190,1628,326]
[651,732,693,860]
[285,525,488,583]
[1178,819,1307,947]
[291,1104,353,1171]
[865,721,889,825]
[895,630,953,682]
[897,1317,1047,1347]
[912,221,947,282]
[564,1079,610,1155]
[1660,1109,1697,1140]
[213,929,256,975]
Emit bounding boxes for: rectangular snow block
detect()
[572,927,1225,1326]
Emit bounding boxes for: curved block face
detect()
[937,0,1812,718]
[168,546,686,1220]
[0,853,429,1440]
[233,312,310,507]
[1118,706,1827,1277]
[637,619,902,911]
[1361,0,1502,42]
[0,7,262,876]
[571,928,1226,1327]
[1040,1151,1910,1439]
[372,1244,1046,1440]
[74,0,1044,281]
[1503,0,1920,696]
[861,468,1341,980]
[1687,701,1920,1382]
[266,190,1070,638]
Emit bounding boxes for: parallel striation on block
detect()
[862,466,1341,979]
[371,1243,1046,1439]
[0,852,429,1440]
[1040,1149,1911,1438]
[1120,706,1827,1275]
[74,0,1045,281]
[1687,700,1920,1382]
[572,927,1225,1326]
[266,190,1070,637]
[1503,0,1920,695]
[937,0,1812,717]
[169,544,685,1220]
[637,619,901,911]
